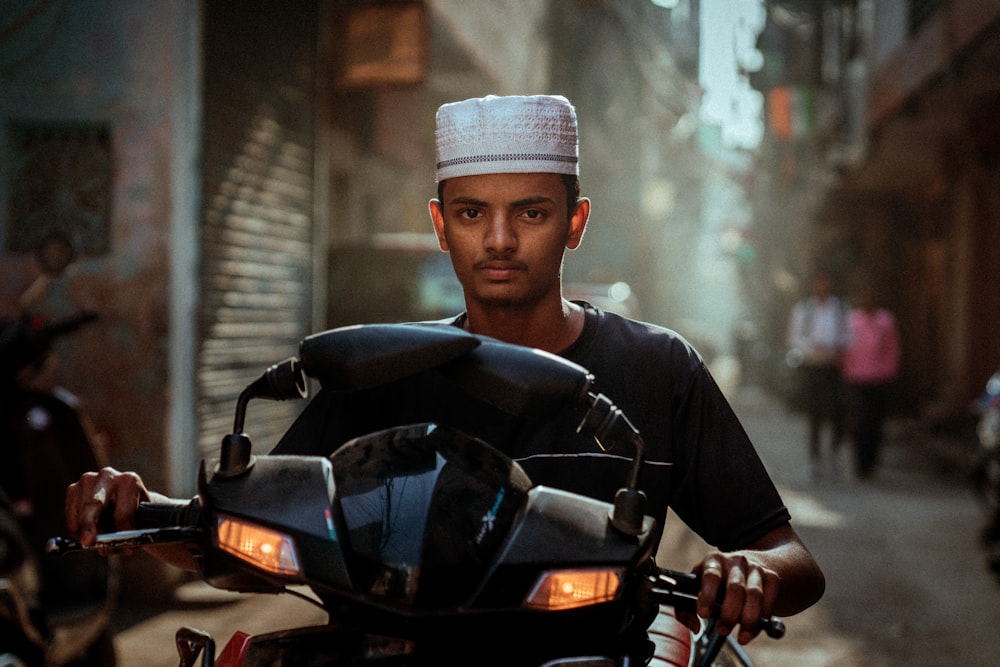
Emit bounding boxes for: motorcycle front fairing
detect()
[329,422,656,612]
[171,323,666,664]
[196,453,352,595]
[192,422,660,664]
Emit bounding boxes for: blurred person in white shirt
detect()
[787,271,849,481]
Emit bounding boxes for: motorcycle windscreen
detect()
[329,423,532,608]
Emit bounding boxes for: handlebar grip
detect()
[135,498,200,529]
[44,311,99,337]
[45,499,201,557]
[652,567,785,640]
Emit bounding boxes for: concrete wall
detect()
[427,0,552,94]
[0,1,200,488]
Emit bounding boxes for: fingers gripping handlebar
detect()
[46,499,202,556]
[652,568,786,640]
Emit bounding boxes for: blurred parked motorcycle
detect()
[0,232,117,666]
[973,367,1000,578]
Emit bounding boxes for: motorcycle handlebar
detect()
[45,499,202,557]
[2,311,99,375]
[134,498,201,528]
[653,568,786,640]
[43,311,99,338]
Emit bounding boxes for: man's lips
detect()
[475,260,526,280]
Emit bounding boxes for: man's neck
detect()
[462,298,584,353]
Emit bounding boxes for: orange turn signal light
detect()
[215,514,302,576]
[524,567,623,611]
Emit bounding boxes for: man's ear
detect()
[566,197,590,250]
[428,199,449,252]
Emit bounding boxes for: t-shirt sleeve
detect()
[666,363,791,551]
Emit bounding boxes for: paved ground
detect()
[712,386,1000,666]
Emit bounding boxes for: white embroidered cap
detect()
[435,94,579,181]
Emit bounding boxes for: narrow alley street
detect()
[110,383,1000,666]
[720,385,1000,666]
[4,2,1000,666]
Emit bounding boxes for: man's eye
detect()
[460,209,481,220]
[523,209,545,221]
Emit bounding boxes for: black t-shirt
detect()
[272,302,790,552]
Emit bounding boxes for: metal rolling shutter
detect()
[198,2,317,458]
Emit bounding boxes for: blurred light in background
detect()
[699,0,767,150]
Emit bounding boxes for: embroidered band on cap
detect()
[435,95,579,181]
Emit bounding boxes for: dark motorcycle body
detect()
[974,368,1000,577]
[49,324,780,666]
[1,312,117,667]
[1,488,47,667]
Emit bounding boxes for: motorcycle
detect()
[1,231,117,666]
[973,367,1000,578]
[1,486,48,667]
[47,323,785,666]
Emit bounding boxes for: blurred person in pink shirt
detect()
[841,285,901,479]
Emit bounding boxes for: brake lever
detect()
[45,526,203,556]
[650,569,786,639]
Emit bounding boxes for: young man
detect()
[66,95,824,647]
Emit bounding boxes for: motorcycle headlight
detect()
[523,567,623,611]
[215,513,302,576]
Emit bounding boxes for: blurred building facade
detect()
[0,0,704,499]
[8,0,994,505]
[750,0,1000,423]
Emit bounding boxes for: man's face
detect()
[429,172,588,309]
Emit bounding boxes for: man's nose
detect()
[484,215,517,251]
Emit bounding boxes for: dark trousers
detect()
[846,381,890,477]
[803,364,845,464]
